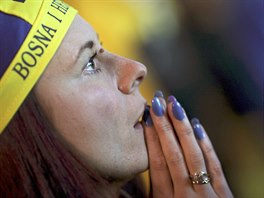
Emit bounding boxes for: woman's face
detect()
[34,15,148,180]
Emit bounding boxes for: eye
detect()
[82,53,101,75]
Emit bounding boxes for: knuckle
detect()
[159,122,173,134]
[210,162,223,178]
[150,157,168,171]
[167,152,184,166]
[145,130,158,144]
[203,144,214,155]
[189,151,204,167]
[178,125,193,138]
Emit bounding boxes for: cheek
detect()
[80,87,124,128]
[52,86,124,135]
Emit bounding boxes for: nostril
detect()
[137,76,144,83]
[133,75,144,88]
[117,58,147,94]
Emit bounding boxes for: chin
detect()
[107,158,149,182]
[126,155,149,178]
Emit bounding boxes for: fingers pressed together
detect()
[143,90,233,198]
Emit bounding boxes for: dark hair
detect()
[0,92,113,198]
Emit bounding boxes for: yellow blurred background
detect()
[65,1,264,197]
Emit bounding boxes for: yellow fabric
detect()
[0,0,77,133]
[0,1,42,25]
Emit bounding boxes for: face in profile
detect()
[34,15,148,180]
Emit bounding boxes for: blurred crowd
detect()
[65,1,263,197]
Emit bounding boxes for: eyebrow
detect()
[77,40,94,60]
[75,34,101,62]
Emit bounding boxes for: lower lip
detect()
[134,122,143,131]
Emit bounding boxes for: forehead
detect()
[62,14,98,53]
[42,15,98,77]
[52,15,98,67]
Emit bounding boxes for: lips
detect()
[133,104,147,128]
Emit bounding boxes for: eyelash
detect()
[82,52,101,75]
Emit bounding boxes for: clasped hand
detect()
[143,93,233,198]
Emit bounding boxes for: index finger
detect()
[143,106,173,197]
[150,96,191,191]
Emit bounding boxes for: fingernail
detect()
[155,91,166,113]
[152,97,164,117]
[143,106,153,126]
[172,99,185,121]
[191,118,205,140]
[167,95,176,103]
[154,90,164,98]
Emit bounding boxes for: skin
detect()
[34,14,233,197]
[145,96,233,197]
[34,15,148,183]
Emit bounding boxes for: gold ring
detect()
[190,171,210,184]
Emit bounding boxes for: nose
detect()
[116,55,147,94]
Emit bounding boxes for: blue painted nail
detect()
[152,97,164,117]
[154,90,164,98]
[167,95,176,103]
[191,118,200,125]
[143,106,153,126]
[172,99,185,121]
[191,118,205,140]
